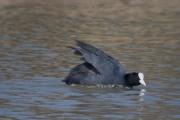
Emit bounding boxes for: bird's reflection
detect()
[138,88,146,120]
[139,88,146,102]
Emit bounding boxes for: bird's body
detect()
[64,62,124,85]
[63,40,146,88]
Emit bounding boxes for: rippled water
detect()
[0,0,180,119]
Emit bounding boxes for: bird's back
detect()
[63,41,125,85]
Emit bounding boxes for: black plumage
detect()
[63,40,146,88]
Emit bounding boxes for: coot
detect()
[63,40,146,88]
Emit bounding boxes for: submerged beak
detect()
[140,79,146,87]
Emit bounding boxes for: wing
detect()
[70,40,125,76]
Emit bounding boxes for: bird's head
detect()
[124,72,146,88]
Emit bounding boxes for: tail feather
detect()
[62,78,80,85]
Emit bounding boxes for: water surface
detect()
[0,0,180,120]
